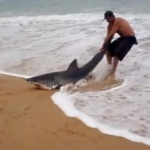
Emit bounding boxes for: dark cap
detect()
[103,10,114,19]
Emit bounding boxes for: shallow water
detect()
[0,0,150,145]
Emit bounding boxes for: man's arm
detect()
[103,20,119,48]
[104,25,111,42]
[100,25,110,50]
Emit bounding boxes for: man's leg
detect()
[111,37,136,74]
[112,56,119,74]
[106,52,112,64]
[112,37,137,74]
[106,38,121,65]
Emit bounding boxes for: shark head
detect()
[26,59,79,90]
[26,73,59,90]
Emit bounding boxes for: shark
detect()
[25,51,105,90]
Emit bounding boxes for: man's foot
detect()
[110,69,116,75]
[107,69,116,78]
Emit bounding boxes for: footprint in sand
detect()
[57,128,87,137]
[57,128,74,135]
[6,92,13,95]
[64,123,69,128]
[24,105,32,111]
[22,112,26,115]
[22,105,32,115]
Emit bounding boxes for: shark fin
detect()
[67,59,78,72]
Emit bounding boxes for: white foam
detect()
[1,12,150,75]
[51,90,150,146]
[101,79,128,92]
[0,12,150,22]
[138,40,150,47]
[0,70,31,78]
[63,45,150,140]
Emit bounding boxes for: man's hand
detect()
[100,45,104,52]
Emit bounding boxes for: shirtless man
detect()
[100,10,138,74]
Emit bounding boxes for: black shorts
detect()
[107,36,138,61]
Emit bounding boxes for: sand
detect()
[0,74,150,150]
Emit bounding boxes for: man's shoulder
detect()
[114,17,126,26]
[114,17,122,23]
[115,17,127,23]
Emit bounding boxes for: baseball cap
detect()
[103,10,114,20]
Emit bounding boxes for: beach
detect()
[1,0,150,149]
[0,74,150,150]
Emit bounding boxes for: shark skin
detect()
[26,51,105,90]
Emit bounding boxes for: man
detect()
[100,10,138,74]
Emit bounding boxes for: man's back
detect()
[114,17,135,37]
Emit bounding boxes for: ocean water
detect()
[0,0,150,146]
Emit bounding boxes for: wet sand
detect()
[0,74,150,150]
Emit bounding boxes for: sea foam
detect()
[0,70,31,78]
[51,88,150,146]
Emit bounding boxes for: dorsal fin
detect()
[67,59,78,72]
